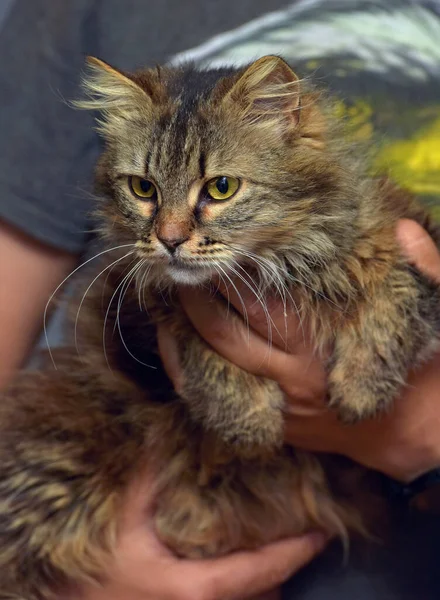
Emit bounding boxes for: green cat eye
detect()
[129,176,157,199]
[206,176,240,201]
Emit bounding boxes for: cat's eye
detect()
[129,176,157,200]
[205,176,240,201]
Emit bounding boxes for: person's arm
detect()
[0,1,102,390]
[0,221,77,389]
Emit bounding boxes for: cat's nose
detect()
[156,220,191,254]
[157,233,189,254]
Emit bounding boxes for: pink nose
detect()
[156,221,190,253]
[157,233,189,252]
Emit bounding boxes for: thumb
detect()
[397,219,440,284]
[173,532,328,600]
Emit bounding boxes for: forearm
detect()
[0,220,77,389]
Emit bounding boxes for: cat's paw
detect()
[213,381,285,458]
[183,377,285,459]
[329,394,376,423]
[220,401,284,458]
[328,381,394,423]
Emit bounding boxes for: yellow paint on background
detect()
[375,116,440,197]
[334,100,440,204]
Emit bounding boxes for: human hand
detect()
[159,219,440,483]
[67,467,327,600]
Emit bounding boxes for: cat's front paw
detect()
[220,396,285,458]
[183,376,285,458]
[328,391,376,423]
[328,378,396,423]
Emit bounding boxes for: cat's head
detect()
[78,55,348,286]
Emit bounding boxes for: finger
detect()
[157,325,184,394]
[283,410,348,454]
[397,219,440,283]
[215,276,309,353]
[117,466,173,557]
[172,533,327,600]
[119,465,156,524]
[179,286,319,390]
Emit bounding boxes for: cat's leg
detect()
[0,367,145,600]
[176,325,285,457]
[328,265,440,422]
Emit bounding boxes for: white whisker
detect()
[74,251,134,361]
[44,243,136,369]
[215,263,250,344]
[233,248,306,348]
[212,264,231,319]
[227,262,274,356]
[140,264,154,313]
[114,261,155,368]
[232,262,277,332]
[116,260,145,328]
[135,261,151,312]
[103,260,143,371]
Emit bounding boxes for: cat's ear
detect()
[224,56,300,132]
[74,57,152,134]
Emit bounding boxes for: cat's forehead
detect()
[111,62,288,183]
[146,110,208,185]
[117,69,244,182]
[150,66,240,171]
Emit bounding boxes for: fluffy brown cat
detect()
[1,55,440,599]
